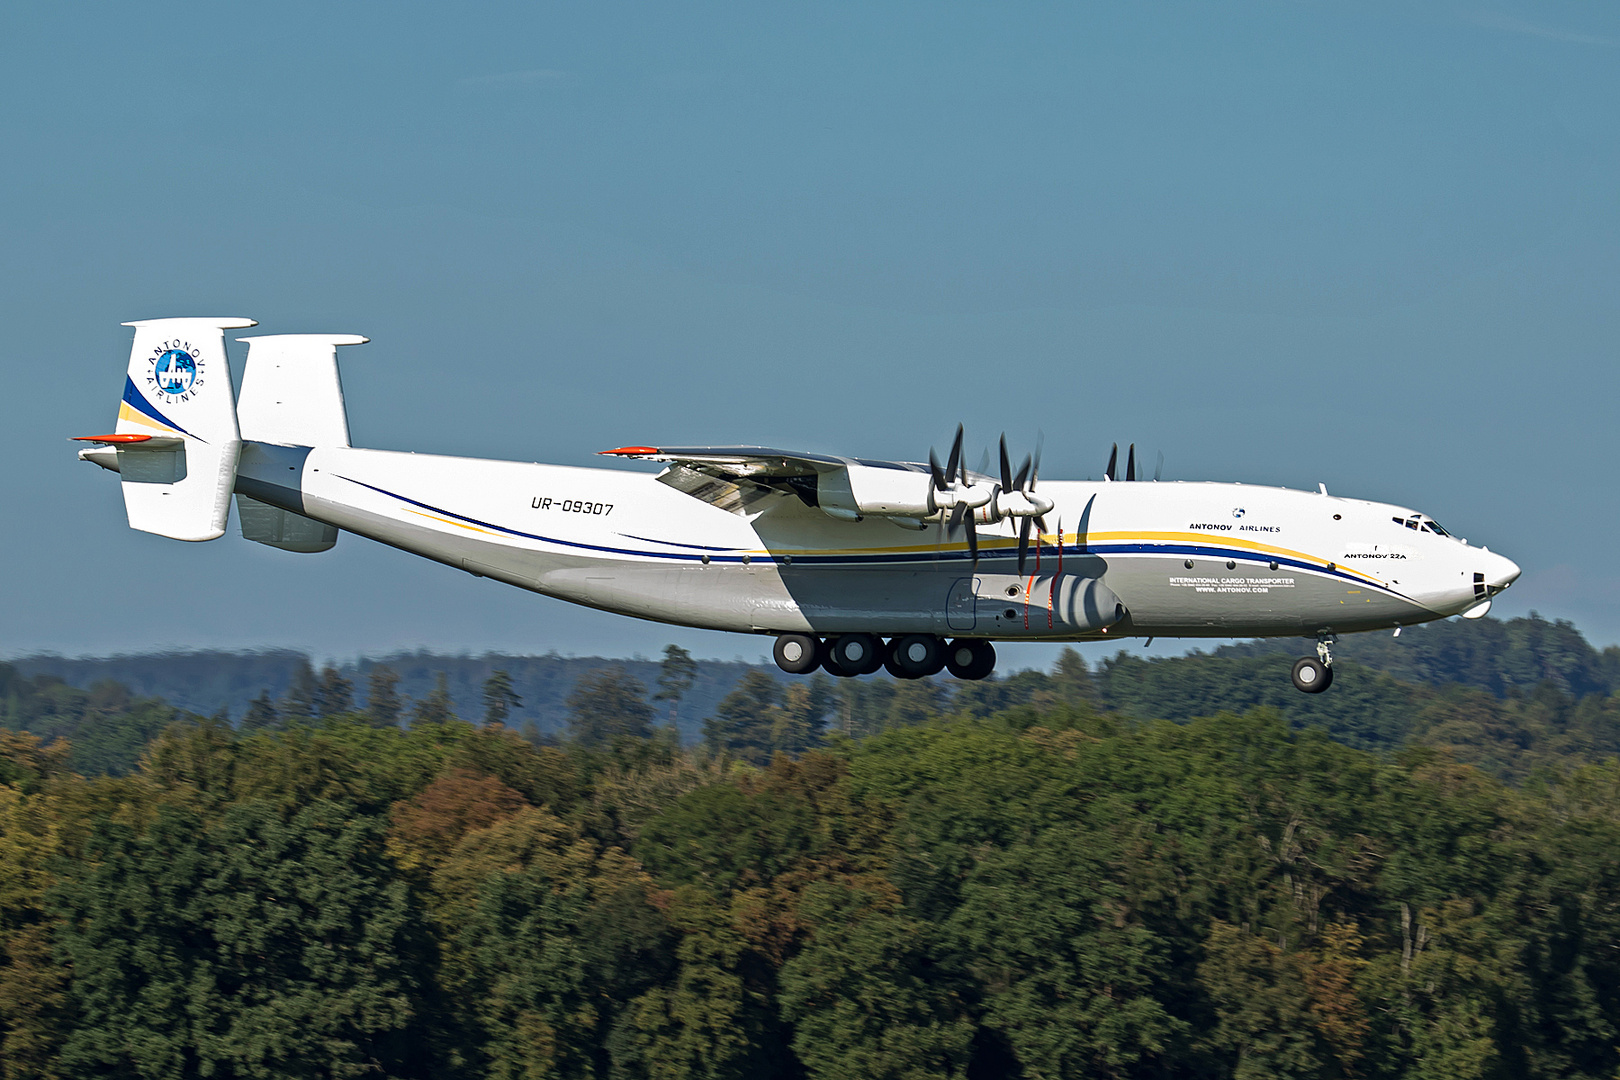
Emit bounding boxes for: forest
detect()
[1,613,1619,1079]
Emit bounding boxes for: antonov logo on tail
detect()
[148,343,201,401]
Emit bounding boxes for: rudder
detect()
[236,334,368,447]
[80,317,255,541]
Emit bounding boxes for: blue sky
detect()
[3,2,1617,665]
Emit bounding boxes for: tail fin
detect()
[230,334,364,555]
[79,317,255,541]
[236,334,368,447]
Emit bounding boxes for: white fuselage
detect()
[235,442,1520,643]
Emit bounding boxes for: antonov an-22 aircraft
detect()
[77,318,1521,693]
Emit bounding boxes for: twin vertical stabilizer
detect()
[75,317,256,541]
[236,334,368,447]
[78,320,366,548]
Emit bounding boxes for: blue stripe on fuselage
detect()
[336,475,1413,600]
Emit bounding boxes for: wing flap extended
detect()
[601,444,944,521]
[600,445,848,479]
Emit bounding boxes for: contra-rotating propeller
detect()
[1104,443,1160,482]
[929,425,991,566]
[995,432,1054,576]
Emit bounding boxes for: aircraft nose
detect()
[1483,551,1520,593]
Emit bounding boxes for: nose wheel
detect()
[1291,656,1332,693]
[1291,635,1336,693]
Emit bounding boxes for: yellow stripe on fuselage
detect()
[685,528,1385,588]
[404,508,507,537]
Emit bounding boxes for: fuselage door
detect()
[947,577,979,632]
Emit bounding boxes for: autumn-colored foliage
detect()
[3,645,1620,1079]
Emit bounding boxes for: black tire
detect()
[830,633,883,675]
[822,650,858,677]
[773,634,822,675]
[1291,656,1332,693]
[883,650,915,679]
[892,634,945,678]
[944,639,996,680]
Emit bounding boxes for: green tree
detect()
[0,738,76,1080]
[773,676,833,756]
[620,886,783,1080]
[567,667,655,748]
[366,664,404,727]
[313,664,354,717]
[654,645,699,729]
[704,670,782,764]
[481,669,522,727]
[1053,647,1098,706]
[459,846,672,1079]
[413,672,457,726]
[1196,921,1324,1079]
[779,882,974,1080]
[240,690,279,732]
[52,800,429,1079]
[280,658,317,720]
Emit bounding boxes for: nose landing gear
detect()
[1292,634,1336,693]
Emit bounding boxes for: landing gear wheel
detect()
[891,634,945,678]
[829,633,883,676]
[1291,656,1333,693]
[944,639,997,680]
[822,651,858,678]
[773,634,823,675]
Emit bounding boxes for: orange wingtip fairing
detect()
[599,446,661,456]
[73,434,153,444]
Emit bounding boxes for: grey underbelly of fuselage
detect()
[237,443,1442,641]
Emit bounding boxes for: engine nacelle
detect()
[818,464,936,521]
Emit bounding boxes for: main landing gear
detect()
[773,633,996,681]
[1291,635,1335,694]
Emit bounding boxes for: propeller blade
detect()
[929,448,947,491]
[1013,455,1031,491]
[947,502,968,536]
[1154,450,1164,482]
[1017,516,1033,577]
[1105,443,1118,481]
[977,448,990,477]
[944,424,963,488]
[1126,444,1136,482]
[1030,431,1043,489]
[965,515,978,567]
[999,435,1014,493]
[959,454,971,487]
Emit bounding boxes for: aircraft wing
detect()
[598,445,862,479]
[600,444,951,522]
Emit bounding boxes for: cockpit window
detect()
[1393,514,1450,536]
